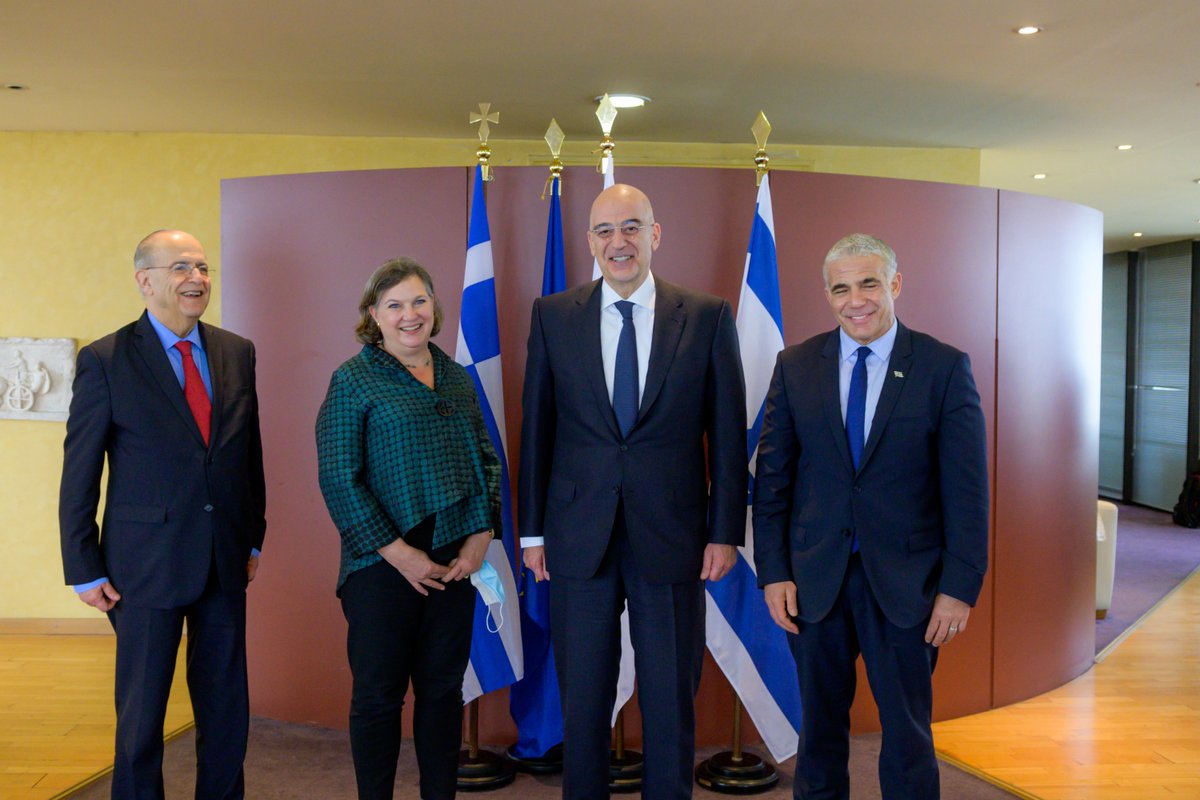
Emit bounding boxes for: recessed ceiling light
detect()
[4,84,29,91]
[596,94,650,108]
[1116,144,1133,151]
[1133,232,1144,237]
[1015,26,1042,35]
[1194,178,1200,184]
[1032,173,1047,180]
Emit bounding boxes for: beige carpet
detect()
[67,717,1018,798]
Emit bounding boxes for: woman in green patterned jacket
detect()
[315,257,501,800]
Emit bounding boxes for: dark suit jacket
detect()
[753,323,988,628]
[519,277,747,584]
[60,312,267,609]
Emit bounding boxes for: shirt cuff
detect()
[251,548,261,558]
[74,577,109,593]
[519,536,545,548]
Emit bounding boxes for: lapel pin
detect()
[893,370,904,378]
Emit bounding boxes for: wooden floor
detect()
[4,572,1199,800]
[933,568,1200,799]
[0,630,192,800]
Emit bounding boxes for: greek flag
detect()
[507,174,566,758]
[456,164,524,702]
[704,174,802,761]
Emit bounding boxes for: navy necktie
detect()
[846,345,871,470]
[613,300,639,438]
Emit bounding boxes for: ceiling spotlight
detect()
[596,94,650,108]
[1133,232,1144,237]
[1116,144,1133,151]
[1032,173,1047,180]
[1015,26,1042,35]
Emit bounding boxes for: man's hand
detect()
[763,581,799,635]
[700,543,738,582]
[378,538,448,595]
[246,554,260,582]
[925,592,970,647]
[443,530,493,582]
[523,545,549,582]
[78,581,121,613]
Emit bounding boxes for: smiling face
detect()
[824,254,902,345]
[587,184,660,298]
[369,275,436,360]
[134,231,210,337]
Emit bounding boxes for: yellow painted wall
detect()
[0,131,978,618]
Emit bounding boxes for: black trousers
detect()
[108,572,248,800]
[339,525,475,800]
[789,553,940,800]
[550,506,705,800]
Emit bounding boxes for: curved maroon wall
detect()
[221,166,1100,745]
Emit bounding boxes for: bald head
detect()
[132,229,211,336]
[589,184,654,229]
[134,230,204,271]
[587,184,661,299]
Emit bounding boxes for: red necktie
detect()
[174,341,211,445]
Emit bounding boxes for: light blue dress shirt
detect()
[837,319,899,443]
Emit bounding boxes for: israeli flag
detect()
[590,153,615,281]
[456,164,524,702]
[704,174,802,761]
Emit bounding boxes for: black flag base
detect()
[504,742,563,774]
[456,748,516,792]
[694,750,780,794]
[609,746,644,794]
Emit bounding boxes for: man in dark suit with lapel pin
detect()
[59,229,266,800]
[519,184,747,799]
[753,234,988,799]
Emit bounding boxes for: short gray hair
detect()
[823,234,897,285]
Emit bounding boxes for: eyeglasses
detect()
[588,223,654,240]
[142,262,211,277]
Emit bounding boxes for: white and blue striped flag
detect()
[704,173,802,762]
[456,164,524,702]
[591,153,614,281]
[590,152,637,725]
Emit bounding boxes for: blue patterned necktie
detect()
[613,300,639,438]
[846,345,871,470]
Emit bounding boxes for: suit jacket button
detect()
[203,504,214,512]
[852,486,863,494]
[620,444,628,452]
[612,486,620,495]
[842,529,852,538]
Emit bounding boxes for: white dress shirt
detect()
[600,272,655,405]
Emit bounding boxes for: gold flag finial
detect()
[469,103,500,181]
[752,111,772,187]
[595,94,618,174]
[542,118,565,200]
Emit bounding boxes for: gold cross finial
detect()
[469,103,499,181]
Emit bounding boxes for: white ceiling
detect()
[3,0,1199,253]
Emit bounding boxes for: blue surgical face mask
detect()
[470,560,505,633]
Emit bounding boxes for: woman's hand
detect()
[378,538,448,595]
[443,530,493,582]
